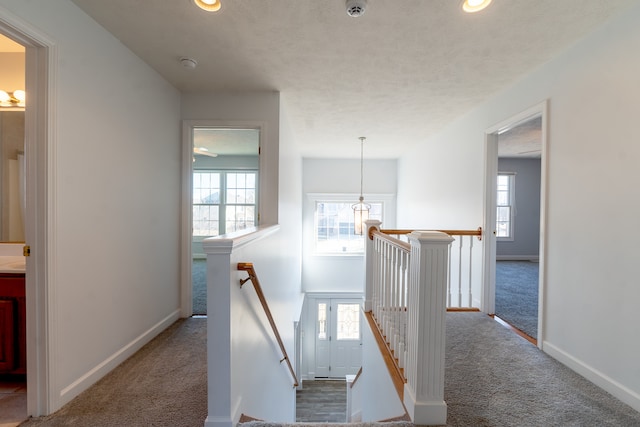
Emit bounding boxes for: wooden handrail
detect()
[370,229,411,251]
[372,226,483,240]
[350,366,363,389]
[237,262,299,388]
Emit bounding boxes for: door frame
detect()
[180,120,265,317]
[482,101,548,349]
[0,11,55,415]
[303,292,363,379]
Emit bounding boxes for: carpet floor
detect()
[495,260,538,339]
[18,313,640,426]
[192,259,207,315]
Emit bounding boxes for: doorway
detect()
[495,117,542,340]
[314,298,362,378]
[181,122,261,317]
[483,102,548,348]
[0,17,51,418]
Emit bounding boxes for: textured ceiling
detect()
[67,0,635,158]
[498,116,542,159]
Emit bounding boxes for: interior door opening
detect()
[0,32,27,425]
[183,124,260,317]
[495,116,542,341]
[483,102,548,348]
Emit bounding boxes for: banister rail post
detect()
[202,238,234,427]
[403,231,454,426]
[364,219,381,312]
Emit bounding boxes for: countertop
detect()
[0,256,26,274]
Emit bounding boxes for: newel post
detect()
[202,238,234,427]
[403,231,454,426]
[364,219,381,312]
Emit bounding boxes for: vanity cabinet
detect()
[0,273,26,374]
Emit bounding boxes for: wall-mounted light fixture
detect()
[193,0,221,12]
[462,0,492,13]
[0,90,25,108]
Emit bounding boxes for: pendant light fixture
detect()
[352,137,370,235]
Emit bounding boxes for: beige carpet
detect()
[20,318,207,427]
[17,313,640,426]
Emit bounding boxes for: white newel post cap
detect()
[408,230,455,245]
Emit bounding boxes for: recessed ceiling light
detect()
[462,0,492,13]
[193,0,221,12]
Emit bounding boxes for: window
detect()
[317,303,327,340]
[193,170,257,237]
[315,201,383,254]
[336,303,360,340]
[496,173,515,239]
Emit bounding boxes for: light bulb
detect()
[462,0,492,13]
[13,90,26,102]
[193,0,221,12]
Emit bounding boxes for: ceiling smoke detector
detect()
[180,57,198,69]
[346,0,367,17]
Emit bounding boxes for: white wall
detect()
[0,0,182,412]
[398,2,640,411]
[227,235,302,422]
[302,158,397,293]
[182,92,280,226]
[359,311,406,421]
[185,92,304,421]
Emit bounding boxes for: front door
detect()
[315,299,362,378]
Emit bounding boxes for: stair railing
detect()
[378,227,483,309]
[364,220,483,426]
[237,262,299,387]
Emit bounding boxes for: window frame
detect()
[193,169,259,238]
[307,193,391,256]
[496,172,515,241]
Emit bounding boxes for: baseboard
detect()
[543,341,640,412]
[496,255,539,261]
[58,309,181,407]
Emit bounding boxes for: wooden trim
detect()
[491,314,537,346]
[379,227,483,240]
[364,311,406,400]
[350,366,363,389]
[447,307,481,312]
[237,262,299,387]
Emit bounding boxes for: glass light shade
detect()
[352,200,370,236]
[0,91,10,103]
[462,0,492,13]
[12,90,26,102]
[193,0,221,12]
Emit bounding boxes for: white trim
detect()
[0,6,56,416]
[481,133,498,314]
[483,100,548,349]
[58,310,180,407]
[543,341,640,413]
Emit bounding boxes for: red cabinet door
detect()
[0,299,15,372]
